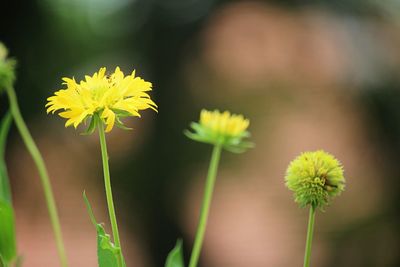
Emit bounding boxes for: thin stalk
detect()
[97,120,123,264]
[303,205,316,267]
[189,145,222,267]
[5,86,68,267]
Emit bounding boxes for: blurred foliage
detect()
[0,113,17,264]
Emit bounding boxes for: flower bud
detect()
[185,109,253,153]
[0,42,16,93]
[285,150,345,209]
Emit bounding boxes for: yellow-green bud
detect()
[285,150,345,209]
[0,42,16,93]
[185,109,254,153]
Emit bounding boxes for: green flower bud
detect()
[285,150,345,209]
[0,42,16,93]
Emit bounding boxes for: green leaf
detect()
[165,239,184,267]
[183,130,203,142]
[115,117,132,131]
[189,123,206,136]
[224,140,254,154]
[81,116,97,136]
[0,254,5,267]
[83,192,126,267]
[113,109,134,118]
[0,112,17,264]
[0,201,17,263]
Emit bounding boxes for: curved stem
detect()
[189,145,222,267]
[97,120,123,264]
[303,205,316,267]
[5,86,68,267]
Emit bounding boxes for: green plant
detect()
[285,150,345,267]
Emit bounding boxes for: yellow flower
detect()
[185,109,253,153]
[200,110,249,137]
[46,67,157,132]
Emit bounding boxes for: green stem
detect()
[0,112,12,202]
[303,205,316,267]
[97,120,123,264]
[189,145,222,267]
[5,86,68,267]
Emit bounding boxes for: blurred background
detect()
[1,0,400,266]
